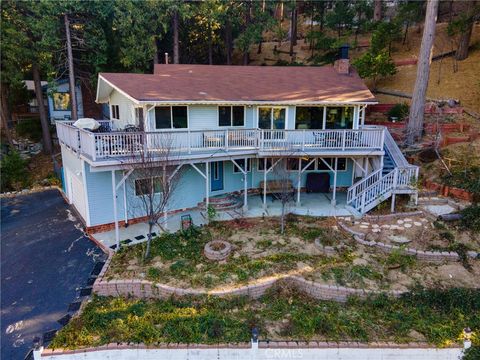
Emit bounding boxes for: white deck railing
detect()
[56,122,385,161]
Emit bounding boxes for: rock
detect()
[404,218,412,222]
[381,224,391,229]
[397,220,404,225]
[278,239,286,245]
[353,258,369,266]
[361,222,370,226]
[397,226,405,231]
[344,217,351,222]
[372,228,381,233]
[413,222,422,226]
[404,223,412,228]
[372,224,380,228]
[360,225,369,229]
[389,235,411,244]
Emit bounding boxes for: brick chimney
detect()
[334,45,350,75]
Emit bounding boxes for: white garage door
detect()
[70,172,87,222]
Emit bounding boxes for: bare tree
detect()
[32,63,53,154]
[268,157,295,234]
[374,0,382,22]
[126,133,183,260]
[406,0,439,145]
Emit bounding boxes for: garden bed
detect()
[104,215,480,294]
[50,286,480,349]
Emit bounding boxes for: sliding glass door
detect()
[258,107,286,129]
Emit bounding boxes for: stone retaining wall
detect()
[338,222,479,262]
[94,252,406,303]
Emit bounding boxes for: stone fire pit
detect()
[204,240,232,261]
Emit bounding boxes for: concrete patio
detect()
[93,192,352,249]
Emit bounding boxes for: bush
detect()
[387,103,409,121]
[460,205,480,233]
[1,151,30,191]
[16,118,43,142]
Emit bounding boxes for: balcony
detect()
[56,121,385,164]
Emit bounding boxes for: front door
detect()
[210,161,224,191]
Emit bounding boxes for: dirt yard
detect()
[106,215,480,293]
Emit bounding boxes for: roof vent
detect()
[334,44,350,75]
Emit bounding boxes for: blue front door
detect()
[210,161,224,191]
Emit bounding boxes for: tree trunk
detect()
[225,19,233,65]
[173,9,180,64]
[32,63,53,154]
[374,0,382,21]
[0,83,14,146]
[289,3,297,57]
[153,38,160,64]
[280,2,284,22]
[208,23,213,65]
[64,14,78,121]
[455,1,475,61]
[406,0,439,145]
[243,1,251,65]
[403,21,410,45]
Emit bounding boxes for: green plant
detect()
[353,50,396,91]
[0,151,31,191]
[385,248,416,271]
[15,117,44,142]
[387,103,409,120]
[460,205,480,233]
[207,205,217,222]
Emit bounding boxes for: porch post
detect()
[391,194,396,213]
[163,165,168,231]
[205,162,209,211]
[123,180,128,226]
[111,170,120,250]
[243,171,248,212]
[263,158,267,210]
[296,157,301,204]
[331,158,337,206]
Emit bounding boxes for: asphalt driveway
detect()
[1,189,105,359]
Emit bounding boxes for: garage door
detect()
[70,172,87,222]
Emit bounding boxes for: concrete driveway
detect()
[1,189,105,359]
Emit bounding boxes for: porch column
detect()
[205,162,209,211]
[331,158,337,206]
[243,171,248,212]
[391,194,396,213]
[111,170,120,250]
[263,158,267,210]
[296,158,301,204]
[123,180,128,226]
[162,165,168,231]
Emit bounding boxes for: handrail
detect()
[383,130,410,168]
[56,123,387,161]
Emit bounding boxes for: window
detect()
[155,106,188,129]
[53,93,71,111]
[325,107,353,129]
[135,177,162,196]
[318,158,347,171]
[295,107,324,129]
[111,105,120,120]
[257,158,273,172]
[286,158,299,171]
[232,159,251,173]
[258,107,286,129]
[301,157,316,171]
[218,106,245,127]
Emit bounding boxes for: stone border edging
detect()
[0,185,61,198]
[204,240,232,261]
[364,211,424,221]
[93,251,406,303]
[338,222,479,262]
[41,340,461,356]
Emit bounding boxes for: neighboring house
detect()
[45,79,84,122]
[55,52,418,237]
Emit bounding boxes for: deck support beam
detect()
[263,158,267,210]
[296,157,316,205]
[190,162,209,211]
[332,158,338,205]
[391,194,396,213]
[111,170,120,250]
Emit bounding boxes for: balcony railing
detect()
[56,121,385,162]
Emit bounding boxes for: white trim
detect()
[217,105,246,127]
[139,100,378,106]
[97,75,140,104]
[133,176,163,197]
[232,158,251,174]
[110,104,120,120]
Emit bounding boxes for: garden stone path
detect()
[1,190,105,360]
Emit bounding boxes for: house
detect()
[55,52,418,243]
[45,79,107,123]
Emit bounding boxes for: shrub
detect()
[16,118,43,142]
[460,205,480,233]
[0,151,30,191]
[387,103,409,120]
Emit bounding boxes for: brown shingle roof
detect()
[99,64,376,103]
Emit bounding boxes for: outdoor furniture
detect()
[259,180,294,201]
[204,134,224,147]
[306,173,330,193]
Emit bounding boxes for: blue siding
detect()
[84,158,353,226]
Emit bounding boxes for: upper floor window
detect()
[295,107,324,129]
[111,105,120,120]
[219,106,245,127]
[325,107,353,129]
[155,106,188,129]
[258,107,286,129]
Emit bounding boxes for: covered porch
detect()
[93,191,351,250]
